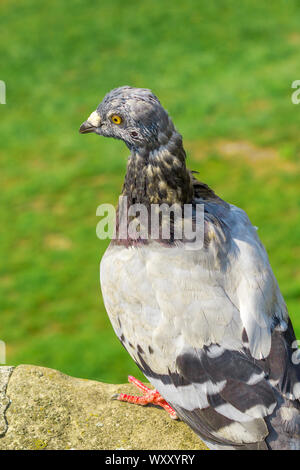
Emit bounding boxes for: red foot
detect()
[112,375,178,420]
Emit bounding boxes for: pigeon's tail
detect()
[265,392,300,450]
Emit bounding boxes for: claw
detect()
[113,376,178,420]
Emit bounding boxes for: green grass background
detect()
[0,0,299,383]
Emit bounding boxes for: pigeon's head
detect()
[79,86,172,150]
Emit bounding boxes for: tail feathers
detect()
[266,395,300,450]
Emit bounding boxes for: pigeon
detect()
[80,86,300,450]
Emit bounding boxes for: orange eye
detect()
[111,114,122,125]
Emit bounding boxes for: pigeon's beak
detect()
[79,111,101,134]
[79,121,95,134]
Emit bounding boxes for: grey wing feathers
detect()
[143,326,300,449]
[146,345,275,449]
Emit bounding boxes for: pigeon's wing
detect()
[144,322,300,450]
[135,203,300,449]
[138,343,274,449]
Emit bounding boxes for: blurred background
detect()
[0,0,300,383]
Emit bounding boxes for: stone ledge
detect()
[0,365,207,450]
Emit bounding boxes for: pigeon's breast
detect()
[99,239,242,375]
[100,243,169,372]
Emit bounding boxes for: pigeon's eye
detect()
[111,115,122,125]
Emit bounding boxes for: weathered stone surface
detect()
[0,365,207,450]
[0,366,14,437]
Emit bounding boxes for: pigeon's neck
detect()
[122,130,193,206]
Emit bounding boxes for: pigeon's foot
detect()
[112,375,178,420]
